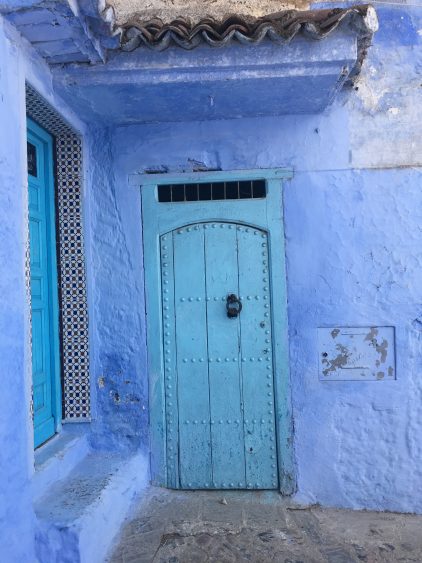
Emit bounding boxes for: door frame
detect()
[132,168,295,494]
[27,117,62,446]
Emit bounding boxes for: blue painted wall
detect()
[86,126,149,453]
[0,16,36,562]
[1,7,422,562]
[0,15,93,561]
[82,3,422,512]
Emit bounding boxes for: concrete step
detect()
[34,451,149,563]
[33,426,91,501]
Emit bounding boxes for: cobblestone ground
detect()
[108,488,422,563]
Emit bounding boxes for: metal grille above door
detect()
[158,180,266,202]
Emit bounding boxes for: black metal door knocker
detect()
[226,294,242,318]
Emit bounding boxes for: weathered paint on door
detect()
[27,119,61,449]
[139,170,295,493]
[162,222,278,489]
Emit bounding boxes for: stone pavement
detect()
[108,488,422,563]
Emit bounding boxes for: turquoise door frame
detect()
[133,169,295,494]
[27,118,62,449]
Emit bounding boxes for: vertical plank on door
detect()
[160,233,179,488]
[237,226,278,489]
[173,224,212,488]
[204,222,246,488]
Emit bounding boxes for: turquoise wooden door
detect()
[27,119,61,449]
[140,171,295,493]
[162,222,278,489]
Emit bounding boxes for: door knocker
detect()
[226,294,242,318]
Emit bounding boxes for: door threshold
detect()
[33,425,90,500]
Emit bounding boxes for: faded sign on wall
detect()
[318,327,396,381]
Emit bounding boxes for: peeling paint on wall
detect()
[349,6,422,169]
[318,327,396,381]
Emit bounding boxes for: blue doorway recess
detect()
[27,118,61,449]
[137,169,295,494]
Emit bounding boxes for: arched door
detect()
[162,222,277,489]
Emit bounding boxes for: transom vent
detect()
[158,180,266,202]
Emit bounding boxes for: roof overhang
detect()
[0,1,378,124]
[119,4,377,65]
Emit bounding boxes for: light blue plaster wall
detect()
[1,2,421,544]
[94,3,422,512]
[86,126,149,453]
[0,15,91,561]
[0,16,36,562]
[0,20,34,562]
[286,167,422,511]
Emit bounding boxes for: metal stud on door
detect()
[161,222,277,489]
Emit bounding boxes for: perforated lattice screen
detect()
[26,84,90,419]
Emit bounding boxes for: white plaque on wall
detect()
[318,327,396,381]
